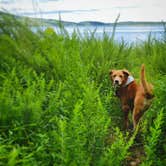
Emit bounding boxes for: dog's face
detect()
[109,69,130,87]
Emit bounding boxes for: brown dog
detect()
[109,64,154,129]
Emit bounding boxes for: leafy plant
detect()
[0,11,166,165]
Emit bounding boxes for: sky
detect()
[0,0,166,23]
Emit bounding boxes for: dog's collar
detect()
[123,75,134,87]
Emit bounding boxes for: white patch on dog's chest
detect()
[124,76,135,87]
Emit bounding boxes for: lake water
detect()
[52,24,165,44]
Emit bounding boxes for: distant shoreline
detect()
[0,11,166,27]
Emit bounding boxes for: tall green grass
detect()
[0,12,166,165]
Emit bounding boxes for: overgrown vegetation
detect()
[0,12,166,166]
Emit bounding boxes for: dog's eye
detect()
[119,75,123,78]
[113,75,116,78]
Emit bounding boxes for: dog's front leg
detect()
[122,105,130,129]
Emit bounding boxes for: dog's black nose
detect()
[115,80,119,84]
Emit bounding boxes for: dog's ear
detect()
[109,70,114,76]
[122,70,130,77]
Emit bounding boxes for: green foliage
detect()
[141,75,166,166]
[98,127,138,166]
[0,12,166,165]
[141,109,164,166]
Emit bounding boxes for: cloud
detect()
[39,0,61,2]
[15,9,99,16]
[113,5,140,9]
[0,0,166,22]
[0,0,15,4]
[38,0,61,3]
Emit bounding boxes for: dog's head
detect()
[109,69,130,87]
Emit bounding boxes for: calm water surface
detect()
[50,25,165,44]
